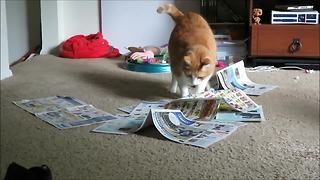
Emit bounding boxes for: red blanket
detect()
[59,32,120,58]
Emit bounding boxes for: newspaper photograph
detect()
[151,109,244,148]
[217,61,277,95]
[13,96,87,114]
[37,105,119,129]
[214,88,259,112]
[182,88,259,112]
[164,98,222,120]
[13,96,118,129]
[214,106,265,122]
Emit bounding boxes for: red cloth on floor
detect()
[59,32,120,59]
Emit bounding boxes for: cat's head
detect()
[182,46,215,86]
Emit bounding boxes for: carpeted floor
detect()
[1,55,319,179]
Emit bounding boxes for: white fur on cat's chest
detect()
[170,72,213,97]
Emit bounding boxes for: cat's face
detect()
[183,50,214,86]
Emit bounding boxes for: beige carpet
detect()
[1,55,319,179]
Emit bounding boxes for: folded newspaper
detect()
[216,60,277,95]
[13,96,118,129]
[93,99,246,148]
[150,109,244,148]
[93,89,265,148]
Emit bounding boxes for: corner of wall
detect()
[1,0,13,80]
[40,0,64,55]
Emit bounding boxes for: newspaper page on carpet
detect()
[151,109,244,148]
[217,61,277,95]
[13,96,87,114]
[13,96,118,129]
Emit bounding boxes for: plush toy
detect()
[252,8,263,25]
[125,45,169,64]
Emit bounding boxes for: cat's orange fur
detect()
[157,4,217,97]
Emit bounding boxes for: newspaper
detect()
[151,109,244,148]
[177,88,265,122]
[214,106,265,122]
[183,88,259,112]
[217,60,277,95]
[13,96,87,114]
[93,88,261,134]
[14,95,260,148]
[214,89,259,112]
[93,98,222,135]
[93,98,247,148]
[164,98,221,120]
[92,101,167,134]
[13,96,118,129]
[92,117,147,135]
[117,104,137,114]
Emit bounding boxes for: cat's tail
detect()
[157,4,183,21]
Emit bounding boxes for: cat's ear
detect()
[184,50,193,65]
[183,55,191,66]
[201,57,212,69]
[201,57,212,64]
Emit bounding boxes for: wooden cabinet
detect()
[248,0,320,63]
[250,24,320,58]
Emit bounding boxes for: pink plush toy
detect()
[130,50,154,60]
[215,60,226,68]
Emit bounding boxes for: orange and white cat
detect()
[157,4,217,97]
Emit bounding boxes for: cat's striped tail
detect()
[157,4,184,21]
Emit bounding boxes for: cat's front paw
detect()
[170,87,177,93]
[181,91,189,98]
[180,86,189,97]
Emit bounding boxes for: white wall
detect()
[101,0,199,54]
[41,0,199,55]
[62,1,100,39]
[41,0,100,55]
[40,0,64,55]
[6,0,28,64]
[6,0,41,65]
[1,0,13,80]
